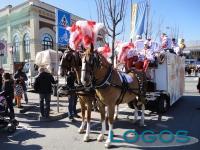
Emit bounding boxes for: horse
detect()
[60,49,105,142]
[80,47,146,148]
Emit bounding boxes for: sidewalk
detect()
[14,91,76,122]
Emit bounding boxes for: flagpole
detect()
[145,0,150,39]
[130,0,133,42]
[55,8,59,113]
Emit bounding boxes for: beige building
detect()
[0,0,82,72]
[184,41,200,60]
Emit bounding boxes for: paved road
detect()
[1,77,200,150]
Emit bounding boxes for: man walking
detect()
[34,67,57,119]
[66,69,78,121]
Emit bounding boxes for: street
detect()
[0,77,200,150]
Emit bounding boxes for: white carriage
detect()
[129,52,185,113]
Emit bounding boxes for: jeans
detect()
[5,97,15,119]
[24,91,28,103]
[68,93,77,117]
[39,93,51,117]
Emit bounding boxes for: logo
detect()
[110,129,198,147]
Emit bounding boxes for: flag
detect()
[130,0,148,39]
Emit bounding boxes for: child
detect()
[15,79,24,108]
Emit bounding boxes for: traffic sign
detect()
[55,9,71,46]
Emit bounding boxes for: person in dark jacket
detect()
[2,73,15,119]
[34,67,56,118]
[66,70,78,121]
[14,67,28,104]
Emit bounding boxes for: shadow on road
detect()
[1,129,44,150]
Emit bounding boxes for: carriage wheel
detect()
[157,95,170,113]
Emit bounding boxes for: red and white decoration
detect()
[97,43,111,58]
[67,20,104,50]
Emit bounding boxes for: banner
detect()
[130,0,147,39]
[56,9,71,46]
[130,3,137,39]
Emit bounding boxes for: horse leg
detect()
[93,99,98,112]
[139,104,145,126]
[133,104,138,123]
[105,105,115,148]
[83,100,92,142]
[78,98,86,134]
[114,105,119,120]
[97,103,106,142]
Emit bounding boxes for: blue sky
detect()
[1,0,200,42]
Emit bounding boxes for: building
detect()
[0,0,83,72]
[184,40,200,60]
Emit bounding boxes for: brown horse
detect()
[81,47,146,148]
[60,49,106,142]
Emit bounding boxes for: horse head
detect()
[60,49,82,77]
[81,44,110,87]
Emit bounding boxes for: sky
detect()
[1,0,200,42]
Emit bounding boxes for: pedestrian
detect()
[14,67,28,104]
[66,69,79,121]
[2,73,15,120]
[33,67,57,119]
[14,79,24,108]
[0,68,4,92]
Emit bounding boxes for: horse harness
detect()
[90,64,146,105]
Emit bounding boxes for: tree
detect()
[95,0,126,65]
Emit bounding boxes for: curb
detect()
[19,105,35,113]
[38,108,82,122]
[38,112,68,122]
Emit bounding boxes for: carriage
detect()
[128,52,185,113]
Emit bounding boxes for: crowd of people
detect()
[0,65,80,122]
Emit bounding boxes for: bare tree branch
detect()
[95,0,127,64]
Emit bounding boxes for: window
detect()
[0,38,7,64]
[13,35,20,62]
[42,33,53,50]
[23,33,30,61]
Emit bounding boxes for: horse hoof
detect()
[97,134,104,142]
[105,140,111,148]
[78,128,85,134]
[83,134,90,142]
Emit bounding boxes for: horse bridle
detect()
[60,50,82,74]
[81,52,113,89]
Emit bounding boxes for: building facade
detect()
[184,41,200,60]
[0,0,83,72]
